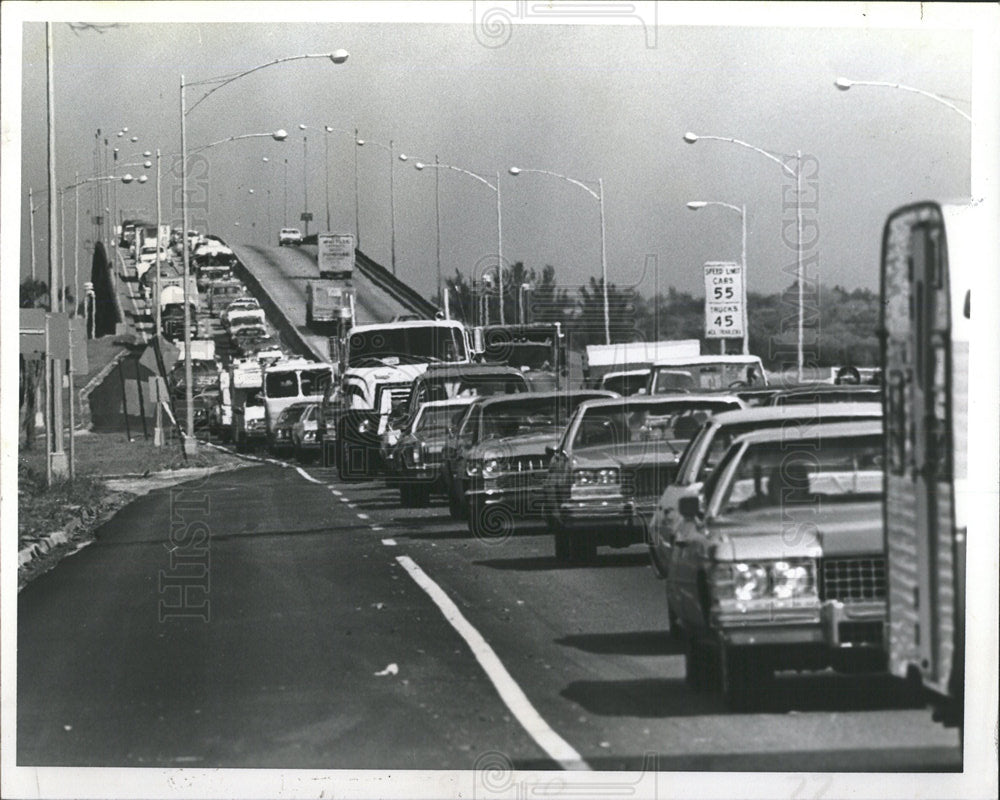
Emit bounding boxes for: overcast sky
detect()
[15,5,973,302]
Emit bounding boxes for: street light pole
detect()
[179,53,347,456]
[508,166,609,343]
[683,132,802,380]
[353,127,360,247]
[303,134,309,237]
[46,21,67,478]
[155,149,163,337]
[28,188,37,282]
[179,73,196,455]
[414,160,504,323]
[435,154,441,306]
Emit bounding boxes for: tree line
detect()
[440,262,880,369]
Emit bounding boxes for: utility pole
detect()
[47,22,68,479]
[303,134,309,237]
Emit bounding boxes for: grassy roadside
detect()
[17,431,246,588]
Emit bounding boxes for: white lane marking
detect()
[381,538,397,546]
[395,555,590,771]
[295,466,323,484]
[331,489,342,496]
[356,513,370,520]
[339,497,350,503]
[371,526,384,531]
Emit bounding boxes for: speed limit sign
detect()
[704,261,744,338]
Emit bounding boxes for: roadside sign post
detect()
[703,261,744,353]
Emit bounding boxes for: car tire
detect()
[684,639,710,692]
[569,534,596,564]
[411,485,431,508]
[447,485,466,519]
[719,646,769,711]
[667,603,683,641]
[553,528,571,561]
[399,485,416,508]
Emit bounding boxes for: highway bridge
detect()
[231,243,438,362]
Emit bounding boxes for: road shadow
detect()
[563,670,927,719]
[474,552,651,571]
[562,677,718,718]
[555,630,684,657]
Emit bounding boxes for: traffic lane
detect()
[235,242,415,329]
[17,465,553,769]
[333,477,961,771]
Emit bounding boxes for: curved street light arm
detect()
[185,53,347,114]
[420,162,497,193]
[356,137,393,155]
[689,200,741,215]
[189,131,285,155]
[511,167,599,201]
[835,78,972,123]
[689,134,797,177]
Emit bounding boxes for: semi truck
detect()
[880,201,975,733]
[473,322,567,390]
[330,318,473,480]
[582,339,701,388]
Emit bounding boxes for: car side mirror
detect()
[545,445,561,457]
[678,495,702,520]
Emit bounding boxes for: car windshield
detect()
[652,362,760,392]
[480,396,594,440]
[230,314,262,327]
[712,434,884,515]
[414,375,526,407]
[265,371,299,398]
[278,404,309,424]
[299,369,330,396]
[773,389,880,405]
[415,405,468,434]
[572,400,741,450]
[348,326,466,367]
[482,342,554,370]
[602,372,650,396]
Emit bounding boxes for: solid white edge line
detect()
[394,554,590,771]
[295,466,323,484]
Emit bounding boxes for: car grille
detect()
[819,557,887,602]
[622,465,677,499]
[510,454,550,472]
[377,383,412,409]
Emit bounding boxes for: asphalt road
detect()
[18,456,962,772]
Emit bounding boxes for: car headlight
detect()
[387,431,400,447]
[358,419,372,434]
[572,467,620,486]
[303,430,317,442]
[482,457,502,477]
[466,459,482,477]
[770,560,815,599]
[713,559,816,601]
[732,563,769,601]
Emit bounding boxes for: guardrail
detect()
[353,248,438,319]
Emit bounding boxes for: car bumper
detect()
[713,600,886,658]
[467,480,546,516]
